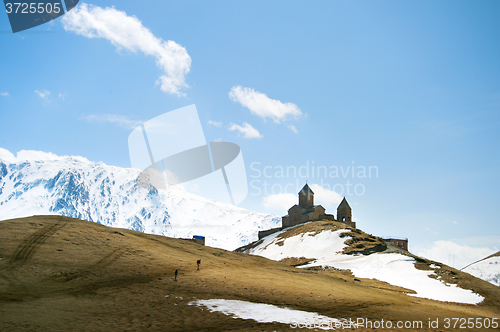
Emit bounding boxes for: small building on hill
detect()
[281,183,356,229]
[183,235,205,245]
[383,237,408,251]
[337,197,353,226]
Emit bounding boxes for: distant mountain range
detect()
[462,251,500,287]
[0,148,280,250]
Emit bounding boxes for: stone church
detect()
[282,183,356,229]
[257,183,409,249]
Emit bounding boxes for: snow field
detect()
[250,229,484,304]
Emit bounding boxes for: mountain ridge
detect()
[0,148,280,250]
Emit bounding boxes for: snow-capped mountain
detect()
[0,148,280,250]
[462,251,500,287]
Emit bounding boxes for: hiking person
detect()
[174,269,178,281]
[197,259,201,270]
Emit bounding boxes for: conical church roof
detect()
[337,197,351,209]
[299,183,314,195]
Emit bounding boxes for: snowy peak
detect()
[0,148,280,250]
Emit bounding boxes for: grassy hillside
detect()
[236,220,388,256]
[0,216,499,331]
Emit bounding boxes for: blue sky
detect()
[1,1,499,268]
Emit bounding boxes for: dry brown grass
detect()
[412,259,500,311]
[0,216,499,331]
[278,257,316,267]
[486,251,500,259]
[339,227,387,255]
[236,220,387,256]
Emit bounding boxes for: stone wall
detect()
[320,214,335,221]
[258,227,282,240]
[341,220,356,228]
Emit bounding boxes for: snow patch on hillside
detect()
[463,256,500,287]
[308,252,483,304]
[250,229,484,304]
[189,299,339,329]
[252,228,349,261]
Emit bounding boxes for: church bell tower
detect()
[298,183,314,206]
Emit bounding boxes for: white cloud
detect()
[82,114,143,130]
[414,240,496,270]
[263,193,297,212]
[229,85,302,123]
[62,3,191,96]
[34,89,50,99]
[0,148,16,163]
[0,92,10,97]
[309,184,343,209]
[16,150,62,162]
[288,125,298,134]
[208,120,222,127]
[0,147,90,163]
[228,122,263,139]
